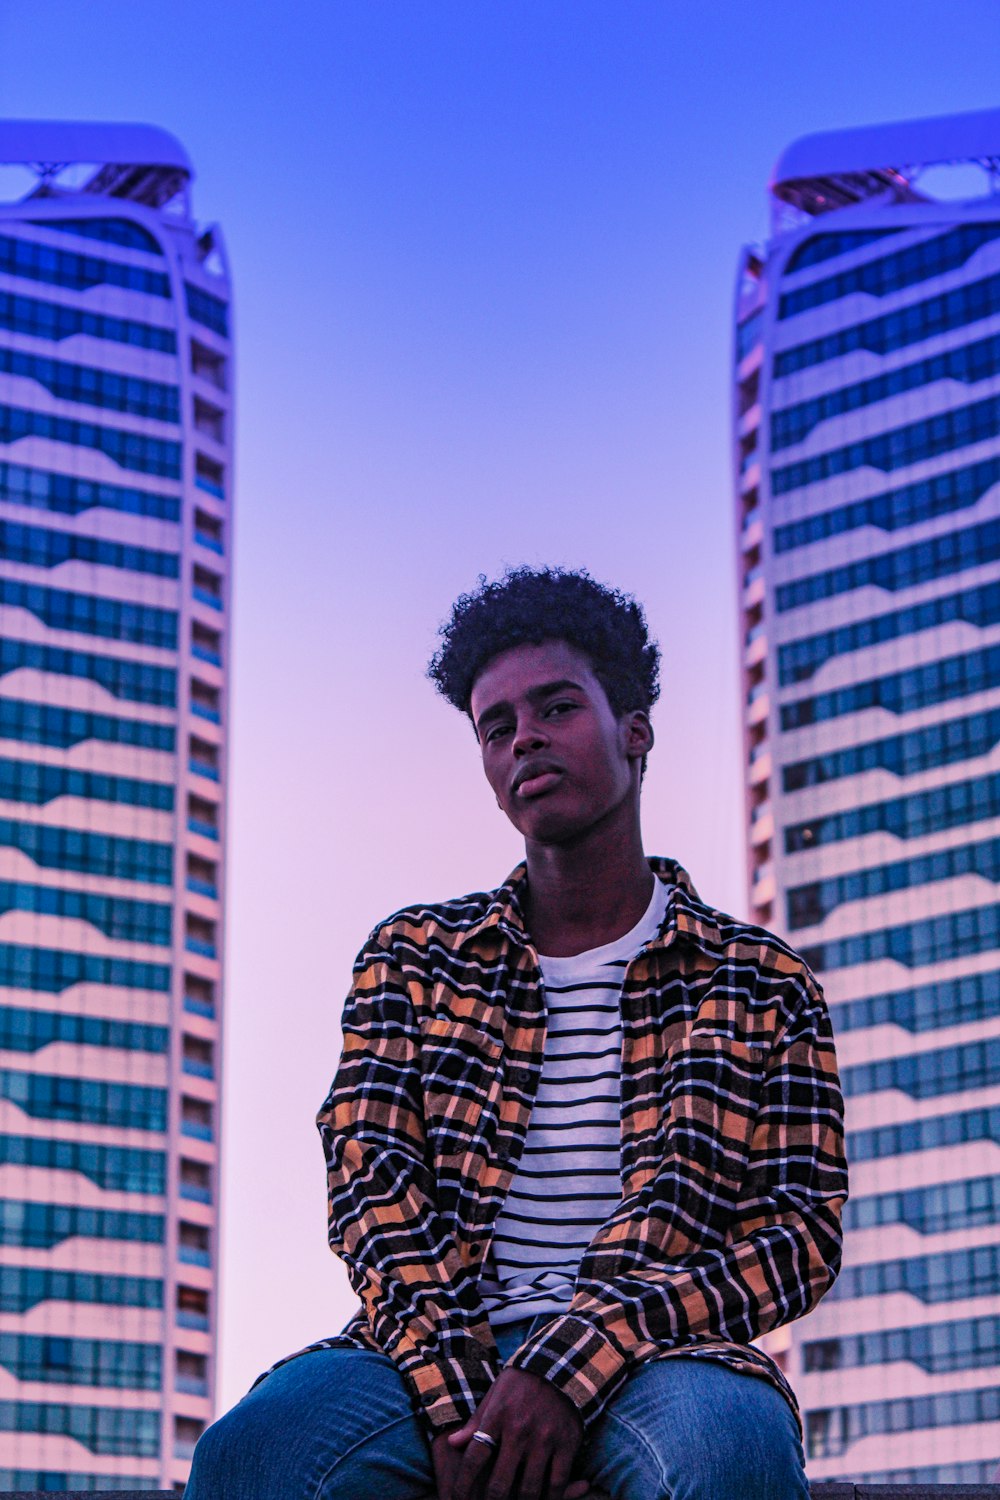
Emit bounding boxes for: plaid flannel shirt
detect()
[277,857,846,1436]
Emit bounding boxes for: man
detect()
[187,567,847,1500]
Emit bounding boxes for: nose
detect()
[512,715,548,756]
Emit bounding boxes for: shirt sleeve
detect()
[316,929,500,1432]
[504,967,848,1428]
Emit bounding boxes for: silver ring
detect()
[471,1429,498,1451]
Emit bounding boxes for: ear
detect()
[622,709,654,761]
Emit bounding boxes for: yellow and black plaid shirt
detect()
[280,857,846,1436]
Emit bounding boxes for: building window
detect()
[192,619,222,665]
[185,282,229,336]
[774,267,1000,377]
[181,1095,213,1140]
[191,339,227,389]
[778,220,1000,320]
[193,395,225,443]
[186,854,218,900]
[0,401,181,478]
[183,976,216,1020]
[0,577,178,647]
[178,1222,210,1269]
[180,1160,212,1205]
[193,563,223,610]
[195,451,225,498]
[177,1284,210,1330]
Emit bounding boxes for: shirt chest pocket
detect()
[419,1017,504,1154]
[666,1033,768,1183]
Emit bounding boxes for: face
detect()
[469,639,653,846]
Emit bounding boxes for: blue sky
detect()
[2,0,999,1404]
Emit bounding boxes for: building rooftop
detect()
[0,118,192,207]
[770,105,1000,216]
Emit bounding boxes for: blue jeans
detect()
[185,1317,810,1500]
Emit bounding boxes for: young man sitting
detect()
[187,566,847,1500]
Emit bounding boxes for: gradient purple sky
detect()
[2,0,998,1408]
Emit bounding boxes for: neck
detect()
[522,799,654,957]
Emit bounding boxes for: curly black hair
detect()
[427,566,660,719]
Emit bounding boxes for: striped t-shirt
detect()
[479,877,671,1326]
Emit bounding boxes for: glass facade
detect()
[736,117,1000,1481]
[0,123,229,1488]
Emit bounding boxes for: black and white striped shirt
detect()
[480,878,671,1326]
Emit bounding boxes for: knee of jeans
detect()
[185,1403,255,1492]
[678,1392,805,1500]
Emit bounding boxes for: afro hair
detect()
[427,566,660,720]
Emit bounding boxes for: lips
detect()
[512,760,565,798]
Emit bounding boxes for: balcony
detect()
[749,749,771,786]
[188,816,219,841]
[183,1059,214,1082]
[750,808,774,845]
[737,404,762,440]
[195,473,225,501]
[744,632,767,668]
[185,936,217,961]
[184,993,216,1019]
[180,1182,212,1205]
[741,512,764,551]
[747,690,769,726]
[189,757,220,782]
[176,1374,210,1397]
[740,459,762,493]
[177,1308,210,1331]
[743,573,765,609]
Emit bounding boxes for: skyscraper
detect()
[734,108,1000,1484]
[0,122,231,1491]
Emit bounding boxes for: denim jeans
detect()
[185,1317,810,1500]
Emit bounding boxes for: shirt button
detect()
[509,1067,530,1087]
[469,1243,482,1258]
[496,1145,512,1163]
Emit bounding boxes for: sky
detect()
[1,0,999,1410]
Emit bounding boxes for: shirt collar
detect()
[457,855,723,958]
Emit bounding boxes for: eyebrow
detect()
[474,678,586,732]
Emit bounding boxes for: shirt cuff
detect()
[409,1343,499,1433]
[504,1313,629,1428]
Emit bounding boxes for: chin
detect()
[519,808,596,845]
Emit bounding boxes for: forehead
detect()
[470,639,600,716]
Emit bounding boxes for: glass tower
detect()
[0,122,231,1491]
[735,109,1000,1485]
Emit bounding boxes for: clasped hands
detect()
[433,1366,601,1500]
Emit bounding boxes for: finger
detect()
[452,1435,496,1500]
[515,1448,551,1500]
[432,1444,459,1500]
[480,1437,524,1500]
[542,1442,578,1500]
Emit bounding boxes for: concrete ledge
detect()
[811,1489,1000,1498]
[4,1487,999,1498]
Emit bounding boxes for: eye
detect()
[485,723,512,743]
[546,700,577,717]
